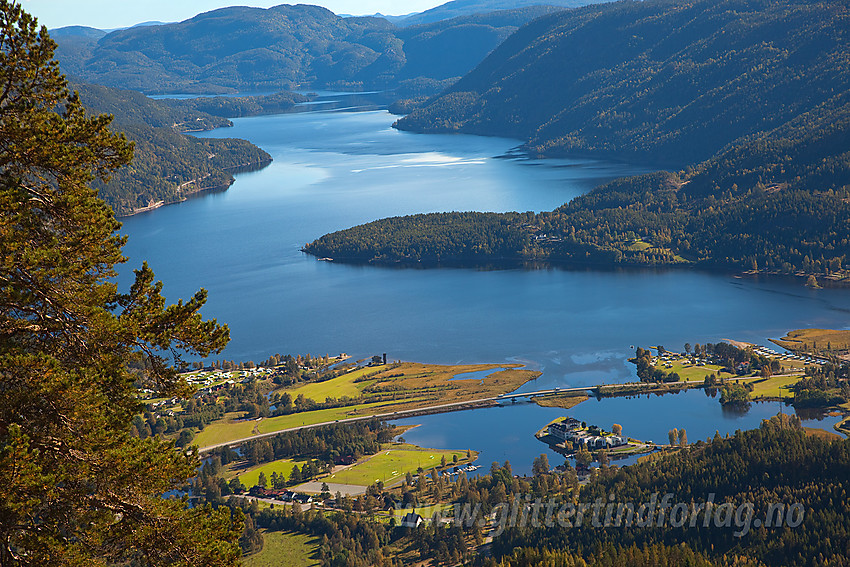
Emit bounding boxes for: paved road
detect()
[198,396,499,453]
[198,380,705,454]
[296,481,367,496]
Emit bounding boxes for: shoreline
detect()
[301,250,850,288]
[117,157,272,218]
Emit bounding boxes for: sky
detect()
[22,0,446,30]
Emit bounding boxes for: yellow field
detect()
[804,427,842,441]
[282,362,539,408]
[535,394,588,409]
[284,365,387,401]
[363,362,539,402]
[195,400,419,449]
[772,328,850,354]
[193,413,258,448]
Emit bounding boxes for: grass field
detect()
[234,459,303,488]
[242,531,319,567]
[385,504,453,522]
[652,358,733,382]
[195,400,421,449]
[327,445,472,487]
[193,412,258,448]
[626,240,652,251]
[745,374,802,400]
[284,365,387,401]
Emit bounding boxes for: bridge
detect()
[494,380,698,401]
[495,386,595,400]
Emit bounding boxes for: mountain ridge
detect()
[53,4,576,95]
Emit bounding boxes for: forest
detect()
[303,173,850,276]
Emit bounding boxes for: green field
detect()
[626,240,652,251]
[193,412,258,448]
[284,365,387,401]
[745,374,802,400]
[235,459,303,488]
[195,399,420,449]
[652,358,732,382]
[243,531,319,567]
[327,445,472,487]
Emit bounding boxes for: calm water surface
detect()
[119,102,850,474]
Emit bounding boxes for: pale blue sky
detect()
[23,1,445,30]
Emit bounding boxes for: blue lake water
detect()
[118,99,850,474]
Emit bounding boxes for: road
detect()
[198,380,703,454]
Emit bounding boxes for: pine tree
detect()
[0,3,239,564]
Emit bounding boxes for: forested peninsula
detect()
[306,0,850,280]
[73,82,274,216]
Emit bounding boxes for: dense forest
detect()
[53,5,572,95]
[307,0,850,276]
[73,82,272,215]
[303,171,850,275]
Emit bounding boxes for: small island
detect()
[535,416,654,461]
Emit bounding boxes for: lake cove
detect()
[119,99,850,475]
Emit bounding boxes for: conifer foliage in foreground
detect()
[0,2,240,565]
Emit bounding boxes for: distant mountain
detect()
[53,4,569,95]
[397,0,606,27]
[50,26,107,39]
[342,12,415,24]
[127,21,168,28]
[73,82,271,216]
[307,0,850,278]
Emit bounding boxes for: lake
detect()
[119,97,850,474]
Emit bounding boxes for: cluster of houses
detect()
[547,418,627,450]
[250,488,315,504]
[184,368,272,397]
[754,345,824,365]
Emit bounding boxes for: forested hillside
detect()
[307,0,850,279]
[396,0,850,164]
[53,5,569,94]
[74,83,271,216]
